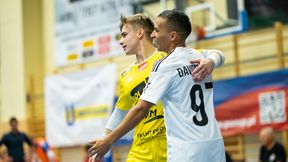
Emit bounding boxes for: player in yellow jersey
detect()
[106,14,167,162]
[89,14,225,162]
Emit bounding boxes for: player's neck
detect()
[266,140,276,150]
[167,42,186,54]
[11,129,19,133]
[135,41,155,64]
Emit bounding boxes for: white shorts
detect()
[168,138,226,162]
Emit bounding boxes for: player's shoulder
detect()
[176,47,207,55]
[2,132,11,138]
[120,64,134,78]
[149,51,167,62]
[154,51,168,57]
[182,48,207,55]
[19,131,28,136]
[194,49,205,54]
[152,53,175,73]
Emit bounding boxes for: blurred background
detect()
[0,0,287,162]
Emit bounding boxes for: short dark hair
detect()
[9,117,17,124]
[158,9,192,40]
[119,14,154,43]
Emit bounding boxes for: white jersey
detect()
[140,47,225,162]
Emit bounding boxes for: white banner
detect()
[45,65,116,147]
[55,0,133,66]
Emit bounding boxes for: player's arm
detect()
[88,100,153,160]
[192,49,225,82]
[105,72,133,135]
[105,107,128,134]
[24,133,33,146]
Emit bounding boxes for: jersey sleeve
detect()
[115,75,133,111]
[140,61,175,105]
[106,107,128,130]
[201,49,225,67]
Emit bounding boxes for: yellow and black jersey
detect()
[116,51,167,145]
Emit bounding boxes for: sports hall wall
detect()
[0,0,45,126]
[0,0,45,154]
[0,0,26,125]
[0,0,288,162]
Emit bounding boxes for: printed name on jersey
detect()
[177,63,198,77]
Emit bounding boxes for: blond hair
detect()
[120,14,154,42]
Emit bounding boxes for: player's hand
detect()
[191,59,214,82]
[88,138,112,162]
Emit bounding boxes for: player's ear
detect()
[137,28,144,39]
[170,31,177,41]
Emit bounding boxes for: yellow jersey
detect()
[116,51,167,145]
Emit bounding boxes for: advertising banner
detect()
[55,0,133,66]
[45,65,116,146]
[214,70,288,136]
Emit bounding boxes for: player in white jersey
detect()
[88,9,225,162]
[144,47,225,162]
